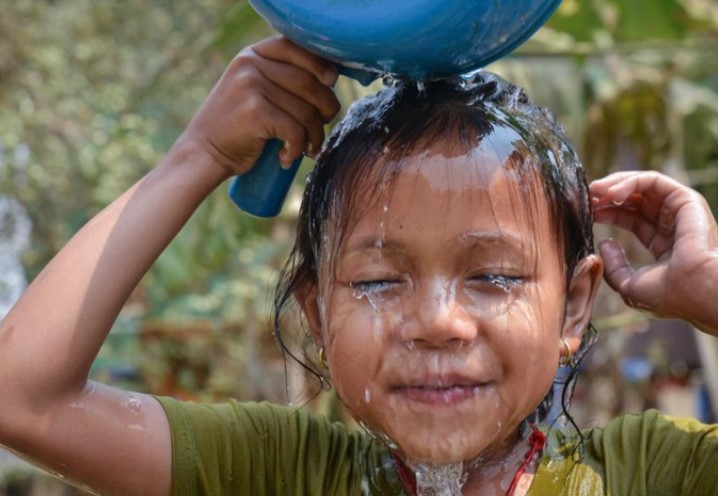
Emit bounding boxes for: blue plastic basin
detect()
[248,0,561,79]
[230,0,563,217]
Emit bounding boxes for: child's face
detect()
[308,147,595,463]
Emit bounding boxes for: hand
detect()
[591,171,718,334]
[179,36,340,178]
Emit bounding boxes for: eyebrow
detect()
[344,230,528,255]
[343,237,410,256]
[457,230,526,252]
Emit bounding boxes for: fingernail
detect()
[306,142,316,159]
[323,66,339,86]
[279,147,291,169]
[597,238,615,251]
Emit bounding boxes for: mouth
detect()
[392,375,492,406]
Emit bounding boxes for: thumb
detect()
[598,238,667,313]
[598,238,634,293]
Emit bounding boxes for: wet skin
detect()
[299,143,601,477]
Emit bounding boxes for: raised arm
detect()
[591,170,718,335]
[0,37,339,496]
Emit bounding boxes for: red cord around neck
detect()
[505,426,546,496]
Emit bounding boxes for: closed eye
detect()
[468,274,524,291]
[350,279,401,293]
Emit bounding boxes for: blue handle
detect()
[228,67,376,218]
[228,139,303,218]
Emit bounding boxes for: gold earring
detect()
[319,347,328,369]
[559,338,574,367]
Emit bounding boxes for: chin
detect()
[393,429,487,464]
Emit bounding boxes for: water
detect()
[382,75,399,87]
[483,274,519,292]
[326,84,399,153]
[364,387,372,403]
[358,421,399,451]
[407,461,466,496]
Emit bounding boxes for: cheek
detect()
[326,295,390,350]
[495,297,561,397]
[324,297,392,398]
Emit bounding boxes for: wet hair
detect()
[272,72,595,442]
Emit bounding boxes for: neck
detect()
[464,426,545,496]
[393,426,545,496]
[461,429,526,495]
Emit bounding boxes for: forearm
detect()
[0,138,229,412]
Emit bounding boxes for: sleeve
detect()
[588,409,718,495]
[154,397,403,496]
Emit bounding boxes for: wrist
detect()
[161,135,235,191]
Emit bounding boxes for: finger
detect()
[253,56,341,123]
[594,206,674,259]
[598,239,660,311]
[258,82,326,158]
[591,171,687,207]
[598,238,634,294]
[591,171,703,243]
[593,190,669,234]
[247,94,308,169]
[252,36,339,87]
[590,171,642,198]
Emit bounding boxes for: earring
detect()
[319,347,328,369]
[559,338,574,367]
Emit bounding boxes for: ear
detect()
[561,254,603,355]
[295,281,324,345]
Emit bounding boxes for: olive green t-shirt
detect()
[156,397,718,495]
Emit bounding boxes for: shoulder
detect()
[156,397,357,467]
[155,397,402,495]
[532,411,718,496]
[587,409,718,458]
[157,396,328,433]
[590,410,718,494]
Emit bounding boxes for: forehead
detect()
[343,146,558,260]
[343,131,555,248]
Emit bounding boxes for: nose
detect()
[399,278,478,348]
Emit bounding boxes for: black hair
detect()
[272,72,595,443]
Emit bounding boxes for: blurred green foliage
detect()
[1,0,718,492]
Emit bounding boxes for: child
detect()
[1,36,718,496]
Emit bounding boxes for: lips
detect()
[392,373,491,406]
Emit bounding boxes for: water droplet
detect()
[484,274,515,292]
[382,75,397,87]
[358,421,398,450]
[353,287,382,312]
